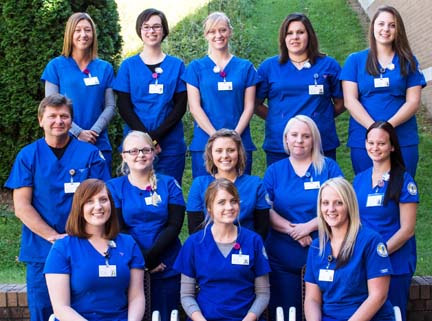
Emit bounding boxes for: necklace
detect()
[290,57,309,64]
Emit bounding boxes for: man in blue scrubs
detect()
[4,94,110,321]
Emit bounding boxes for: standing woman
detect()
[341,5,426,177]
[263,115,343,321]
[187,129,270,240]
[304,177,394,321]
[183,12,259,178]
[106,131,185,321]
[114,8,187,185]
[42,12,115,170]
[174,179,271,321]
[256,13,344,167]
[353,121,418,321]
[45,179,145,321]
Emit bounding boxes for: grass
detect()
[1,0,431,282]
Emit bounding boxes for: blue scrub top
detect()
[353,167,419,275]
[263,157,343,269]
[305,227,394,321]
[41,56,115,152]
[4,138,110,262]
[182,55,259,152]
[187,174,270,231]
[113,54,187,155]
[257,55,342,153]
[174,227,271,321]
[107,174,185,279]
[44,233,144,321]
[340,49,426,148]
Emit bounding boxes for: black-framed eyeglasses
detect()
[122,147,154,156]
[141,24,163,32]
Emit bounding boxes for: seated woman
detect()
[304,177,395,321]
[175,178,271,321]
[44,179,145,321]
[187,129,270,239]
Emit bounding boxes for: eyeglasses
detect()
[141,24,163,32]
[122,147,154,156]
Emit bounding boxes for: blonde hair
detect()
[317,177,360,268]
[62,12,98,59]
[283,115,325,173]
[203,12,232,54]
[121,131,157,191]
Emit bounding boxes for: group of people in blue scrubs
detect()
[4,2,426,321]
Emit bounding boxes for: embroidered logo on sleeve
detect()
[407,182,418,196]
[376,242,389,257]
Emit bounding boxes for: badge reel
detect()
[64,169,80,194]
[374,67,390,88]
[304,172,320,190]
[231,246,250,266]
[149,68,164,94]
[309,73,324,95]
[99,241,117,277]
[319,255,334,282]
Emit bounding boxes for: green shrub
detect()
[0,0,122,184]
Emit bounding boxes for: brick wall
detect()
[0,284,28,321]
[357,0,432,115]
[2,277,431,321]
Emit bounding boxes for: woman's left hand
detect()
[149,262,166,274]
[289,222,311,240]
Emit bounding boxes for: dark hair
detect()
[366,121,405,204]
[135,8,169,41]
[38,93,73,119]
[366,5,416,77]
[204,129,246,176]
[66,179,119,239]
[278,13,325,65]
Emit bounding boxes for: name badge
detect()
[366,193,384,207]
[218,81,233,91]
[304,181,320,190]
[64,182,80,194]
[308,85,324,95]
[149,84,164,94]
[83,76,100,86]
[145,193,162,206]
[231,254,250,265]
[99,265,117,277]
[374,77,389,88]
[318,269,334,282]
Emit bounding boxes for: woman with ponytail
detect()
[106,131,185,321]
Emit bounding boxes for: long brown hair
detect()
[62,12,98,59]
[278,13,325,65]
[66,179,119,239]
[366,5,416,77]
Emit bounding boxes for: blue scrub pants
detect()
[101,150,112,175]
[268,269,302,321]
[154,152,186,186]
[389,274,412,321]
[191,151,252,178]
[265,149,336,168]
[151,275,180,321]
[26,262,53,321]
[350,145,418,177]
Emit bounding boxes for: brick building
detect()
[357,0,432,115]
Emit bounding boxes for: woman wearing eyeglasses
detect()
[106,131,186,321]
[183,12,259,178]
[113,8,187,185]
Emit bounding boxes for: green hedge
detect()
[0,0,122,185]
